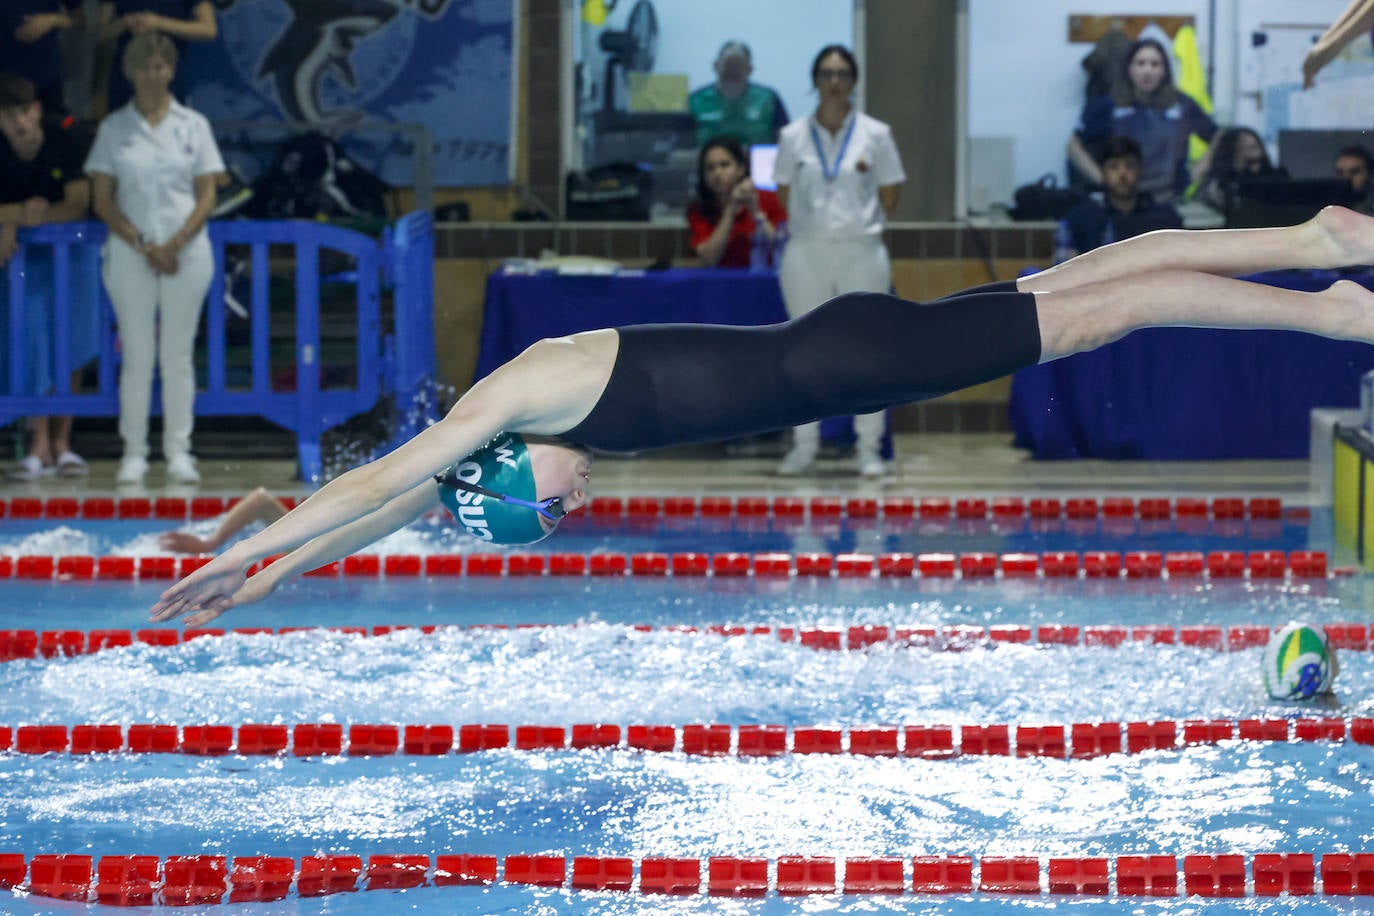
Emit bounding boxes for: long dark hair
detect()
[695,135,750,221]
[811,44,859,83]
[1208,127,1275,184]
[1112,38,1178,108]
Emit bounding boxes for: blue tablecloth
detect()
[475,268,789,380]
[1009,269,1374,459]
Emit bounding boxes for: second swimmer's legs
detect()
[1033,269,1374,362]
[1021,206,1374,295]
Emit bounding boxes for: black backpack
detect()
[245,132,388,221]
[1010,174,1085,222]
[565,163,652,221]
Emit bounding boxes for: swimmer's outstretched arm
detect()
[1305,0,1374,87]
[147,406,503,621]
[150,331,618,621]
[158,487,289,554]
[167,480,440,627]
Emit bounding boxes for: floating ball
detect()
[1262,621,1337,701]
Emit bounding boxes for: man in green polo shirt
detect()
[689,40,789,147]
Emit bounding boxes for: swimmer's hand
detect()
[149,550,248,625]
[1303,50,1322,89]
[175,570,279,628]
[157,531,217,554]
[1304,41,1339,89]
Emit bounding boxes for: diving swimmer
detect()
[1304,0,1374,88]
[151,207,1374,627]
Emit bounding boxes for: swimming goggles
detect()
[435,470,567,522]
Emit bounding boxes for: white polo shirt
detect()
[84,99,225,245]
[773,109,905,240]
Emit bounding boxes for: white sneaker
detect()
[856,449,886,478]
[116,455,148,485]
[776,446,817,476]
[166,453,201,484]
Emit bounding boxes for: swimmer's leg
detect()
[1021,206,1374,295]
[1033,269,1374,362]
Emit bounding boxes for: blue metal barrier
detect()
[0,216,436,484]
[382,210,437,447]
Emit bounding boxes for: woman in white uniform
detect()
[85,30,222,486]
[772,44,905,477]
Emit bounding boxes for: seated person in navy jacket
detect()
[1061,136,1183,258]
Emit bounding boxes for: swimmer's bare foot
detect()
[1318,279,1374,342]
[1311,206,1374,269]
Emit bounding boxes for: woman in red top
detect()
[687,135,786,267]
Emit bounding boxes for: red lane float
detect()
[1,851,1371,902]
[0,717,1367,759]
[0,494,1301,524]
[0,548,1329,583]
[0,619,1361,666]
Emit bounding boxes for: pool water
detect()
[0,509,1371,914]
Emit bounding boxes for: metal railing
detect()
[0,215,436,484]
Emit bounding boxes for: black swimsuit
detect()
[562,281,1040,453]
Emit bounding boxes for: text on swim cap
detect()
[451,459,492,540]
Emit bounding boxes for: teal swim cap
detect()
[435,433,555,545]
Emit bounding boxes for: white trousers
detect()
[102,236,214,459]
[778,235,892,453]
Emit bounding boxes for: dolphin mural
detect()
[255,0,400,124]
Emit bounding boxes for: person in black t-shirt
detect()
[0,2,80,116]
[1335,145,1374,217]
[1061,136,1183,259]
[0,73,96,481]
[98,0,216,110]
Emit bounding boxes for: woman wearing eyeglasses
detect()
[153,206,1374,626]
[771,44,905,478]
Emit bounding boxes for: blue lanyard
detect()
[809,116,856,183]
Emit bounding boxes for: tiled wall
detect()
[434,222,1054,434]
[435,222,1054,263]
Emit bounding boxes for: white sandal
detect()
[56,451,89,478]
[7,455,51,481]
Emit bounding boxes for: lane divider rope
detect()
[0,494,1299,524]
[0,717,1366,758]
[0,850,1367,903]
[0,549,1336,583]
[1,618,1368,665]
